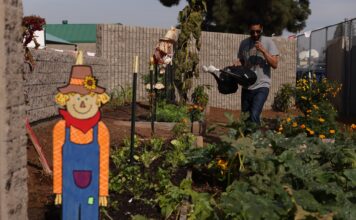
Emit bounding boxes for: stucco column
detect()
[0,0,28,219]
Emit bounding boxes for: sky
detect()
[22,0,356,36]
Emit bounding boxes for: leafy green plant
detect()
[184,112,356,219]
[107,85,132,109]
[189,85,210,121]
[167,133,196,168]
[156,101,189,122]
[272,83,295,112]
[157,178,216,220]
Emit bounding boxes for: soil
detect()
[27,104,294,220]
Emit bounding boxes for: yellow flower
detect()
[307,109,312,113]
[319,134,326,139]
[83,76,97,90]
[292,122,298,127]
[300,124,306,129]
[301,96,307,100]
[278,126,283,132]
[329,129,335,134]
[217,159,228,171]
[309,130,315,135]
[319,118,325,123]
[312,104,319,109]
[351,124,356,130]
[287,117,291,123]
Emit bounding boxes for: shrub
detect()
[272,83,295,112]
[278,77,342,139]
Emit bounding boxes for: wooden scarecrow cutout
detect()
[53,52,110,220]
[153,27,177,74]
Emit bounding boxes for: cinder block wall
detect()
[24,50,109,122]
[0,0,28,219]
[97,24,296,110]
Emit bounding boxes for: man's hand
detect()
[255,41,267,54]
[55,194,62,205]
[99,196,108,207]
[233,58,242,66]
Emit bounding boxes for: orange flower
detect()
[306,109,312,113]
[319,134,326,139]
[329,129,335,134]
[300,124,306,129]
[292,122,298,127]
[181,118,189,124]
[319,118,325,123]
[287,117,291,123]
[351,124,356,130]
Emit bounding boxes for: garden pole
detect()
[149,57,155,135]
[130,56,139,164]
[154,63,158,122]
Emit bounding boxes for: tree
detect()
[159,0,311,35]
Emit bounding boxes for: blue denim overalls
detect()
[62,124,99,220]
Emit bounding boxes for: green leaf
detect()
[344,169,356,185]
[293,190,321,212]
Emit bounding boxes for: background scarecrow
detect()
[153,27,177,74]
[53,54,110,220]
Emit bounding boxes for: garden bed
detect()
[27,104,293,220]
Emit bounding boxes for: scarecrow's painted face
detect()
[66,93,99,119]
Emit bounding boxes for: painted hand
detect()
[99,196,108,207]
[55,194,62,205]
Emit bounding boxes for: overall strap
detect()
[65,126,71,142]
[92,123,99,143]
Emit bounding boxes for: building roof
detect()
[45,24,96,43]
[45,32,75,45]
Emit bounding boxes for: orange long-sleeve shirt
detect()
[53,120,110,196]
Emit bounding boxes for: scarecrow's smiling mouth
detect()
[72,104,93,115]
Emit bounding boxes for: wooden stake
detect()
[25,118,52,175]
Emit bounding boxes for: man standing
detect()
[236,18,279,124]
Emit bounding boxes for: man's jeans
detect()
[241,87,269,124]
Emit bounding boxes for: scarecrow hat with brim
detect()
[58,65,105,95]
[160,27,177,43]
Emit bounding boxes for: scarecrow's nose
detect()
[80,101,86,108]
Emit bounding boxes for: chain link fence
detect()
[297,18,356,118]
